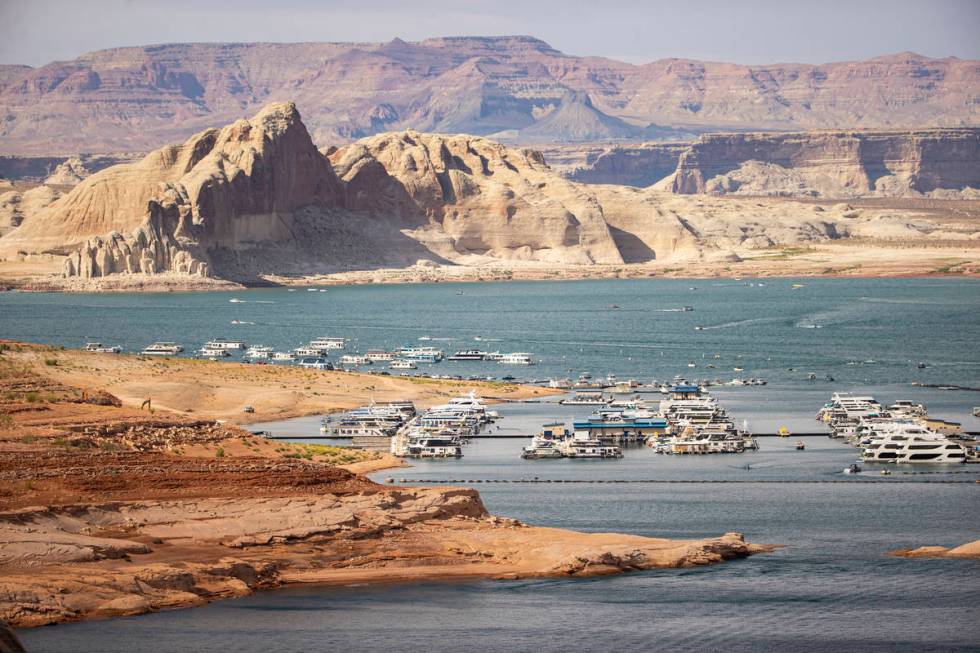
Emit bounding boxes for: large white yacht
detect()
[556,432,622,458]
[309,337,346,351]
[861,425,967,464]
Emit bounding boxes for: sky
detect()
[1,0,978,67]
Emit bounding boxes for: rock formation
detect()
[331,131,623,265]
[564,142,690,187]
[0,186,60,237]
[43,157,90,186]
[663,129,980,198]
[1,103,977,287]
[3,102,346,281]
[0,40,976,152]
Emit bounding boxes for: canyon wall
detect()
[665,129,980,198]
[0,40,976,152]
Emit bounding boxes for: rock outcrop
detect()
[1,104,977,287]
[331,131,624,265]
[1,40,977,152]
[664,129,980,198]
[43,157,90,186]
[0,185,60,237]
[565,142,690,187]
[3,102,346,281]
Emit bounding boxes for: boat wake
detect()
[699,317,783,330]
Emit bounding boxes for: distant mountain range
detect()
[0,36,978,153]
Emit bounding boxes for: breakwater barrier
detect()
[386,477,979,485]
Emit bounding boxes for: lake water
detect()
[9,278,980,652]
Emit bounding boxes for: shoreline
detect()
[2,246,979,293]
[0,342,775,629]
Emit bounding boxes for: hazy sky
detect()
[1,0,978,67]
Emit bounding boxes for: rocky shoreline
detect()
[0,342,773,629]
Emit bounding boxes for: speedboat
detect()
[795,440,805,450]
[843,463,862,474]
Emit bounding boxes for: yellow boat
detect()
[778,426,791,437]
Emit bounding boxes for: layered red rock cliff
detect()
[0,40,977,152]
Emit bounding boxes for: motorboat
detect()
[199,347,231,358]
[309,337,346,351]
[298,358,333,370]
[447,349,486,361]
[84,342,122,353]
[244,345,274,359]
[843,463,862,474]
[338,354,371,366]
[795,440,806,450]
[861,425,967,464]
[521,424,567,459]
[498,352,533,365]
[559,391,608,406]
[204,338,246,350]
[141,342,183,356]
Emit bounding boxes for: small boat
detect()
[298,358,333,370]
[733,367,744,372]
[338,354,371,366]
[694,325,704,331]
[917,362,927,369]
[777,426,791,437]
[795,440,805,450]
[843,463,862,474]
[244,345,273,359]
[141,342,183,356]
[84,342,122,354]
[447,349,486,361]
[204,339,246,350]
[880,468,892,476]
[972,407,980,418]
[199,347,231,358]
[309,337,346,351]
[389,359,418,370]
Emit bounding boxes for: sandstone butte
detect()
[0,343,774,629]
[0,102,978,291]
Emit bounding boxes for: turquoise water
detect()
[8,278,980,652]
[2,277,979,429]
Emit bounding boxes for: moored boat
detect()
[141,342,183,356]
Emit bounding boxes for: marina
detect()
[8,278,980,653]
